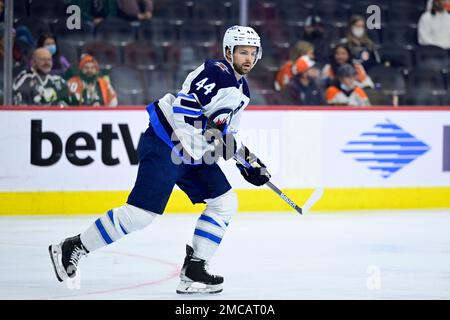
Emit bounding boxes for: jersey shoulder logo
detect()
[214,62,231,74]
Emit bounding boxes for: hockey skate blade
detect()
[176,280,223,295]
[48,244,68,282]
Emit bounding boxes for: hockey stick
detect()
[206,119,323,214]
[269,183,324,214]
[234,152,323,215]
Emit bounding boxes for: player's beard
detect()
[233,62,252,75]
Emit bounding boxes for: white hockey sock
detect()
[80,204,157,252]
[192,190,238,261]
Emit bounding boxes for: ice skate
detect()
[48,234,88,282]
[176,245,223,294]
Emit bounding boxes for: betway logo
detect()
[341,119,431,178]
[31,120,143,166]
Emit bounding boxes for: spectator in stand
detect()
[278,68,326,106]
[36,34,71,76]
[70,0,117,26]
[321,44,374,89]
[116,0,153,22]
[0,24,28,70]
[300,15,333,66]
[418,0,450,50]
[13,48,70,106]
[1,0,36,50]
[274,41,316,91]
[340,15,380,70]
[67,54,118,106]
[426,0,450,12]
[325,63,370,107]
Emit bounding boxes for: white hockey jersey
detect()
[146,59,251,163]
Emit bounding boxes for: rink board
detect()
[0,106,449,214]
[0,187,449,215]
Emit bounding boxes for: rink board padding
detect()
[1,106,449,214]
[0,187,449,215]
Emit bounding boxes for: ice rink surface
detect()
[1,210,449,300]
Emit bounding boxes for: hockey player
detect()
[49,25,270,294]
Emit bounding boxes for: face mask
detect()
[341,83,355,91]
[351,26,365,38]
[46,44,57,56]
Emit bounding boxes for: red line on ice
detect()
[44,249,181,300]
[0,242,180,299]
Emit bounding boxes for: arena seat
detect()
[382,25,418,48]
[109,66,147,105]
[58,40,80,66]
[13,0,28,18]
[369,65,407,96]
[28,0,65,20]
[414,45,449,73]
[179,22,217,47]
[81,40,122,70]
[378,45,414,71]
[142,68,176,102]
[277,4,312,24]
[407,68,447,97]
[53,20,94,47]
[388,6,424,26]
[123,42,160,70]
[139,20,177,47]
[14,17,51,39]
[192,3,228,25]
[313,5,350,26]
[95,18,138,46]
